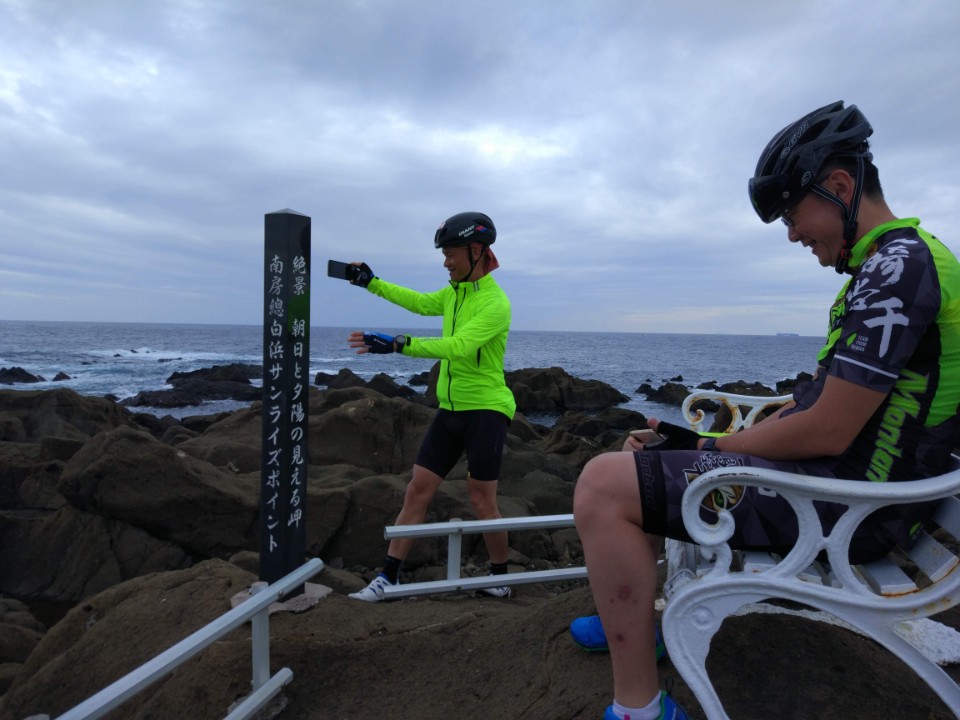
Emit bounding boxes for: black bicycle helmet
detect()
[434,212,496,248]
[749,101,873,273]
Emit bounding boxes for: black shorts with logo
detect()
[634,449,930,564]
[415,409,508,481]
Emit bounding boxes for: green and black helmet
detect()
[749,101,873,273]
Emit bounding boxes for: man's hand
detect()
[350,262,375,288]
[348,330,395,354]
[624,419,704,451]
[651,420,704,450]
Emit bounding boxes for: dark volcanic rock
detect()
[166,363,261,384]
[365,373,417,399]
[318,368,366,389]
[505,367,629,413]
[0,388,142,442]
[120,380,261,408]
[635,380,689,406]
[0,367,44,385]
[120,363,263,408]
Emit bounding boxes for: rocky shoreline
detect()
[1,366,956,719]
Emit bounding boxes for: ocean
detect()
[0,321,823,425]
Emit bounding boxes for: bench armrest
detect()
[681,391,793,433]
[680,459,960,590]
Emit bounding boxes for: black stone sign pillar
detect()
[260,209,311,586]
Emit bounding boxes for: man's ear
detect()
[825,168,856,204]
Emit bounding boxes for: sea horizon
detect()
[0,320,822,425]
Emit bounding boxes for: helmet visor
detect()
[748,172,792,224]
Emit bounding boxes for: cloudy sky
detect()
[2,0,959,337]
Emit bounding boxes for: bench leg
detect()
[662,589,766,720]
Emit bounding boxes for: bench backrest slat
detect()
[932,495,960,538]
[854,556,918,596]
[905,530,959,583]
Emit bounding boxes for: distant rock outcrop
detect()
[120,363,263,408]
[0,367,44,385]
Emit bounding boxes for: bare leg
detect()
[574,451,660,707]
[386,464,445,561]
[468,476,509,563]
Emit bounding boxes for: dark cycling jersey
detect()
[787,217,960,481]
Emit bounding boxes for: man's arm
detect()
[698,375,886,460]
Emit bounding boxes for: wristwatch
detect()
[394,334,408,352]
[701,436,720,452]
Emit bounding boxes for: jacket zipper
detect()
[446,284,467,410]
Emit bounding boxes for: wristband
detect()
[701,436,720,452]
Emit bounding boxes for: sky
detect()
[2,0,959,337]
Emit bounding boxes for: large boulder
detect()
[0,388,141,442]
[176,387,436,475]
[505,367,629,413]
[58,426,260,558]
[0,559,256,719]
[308,390,437,474]
[0,597,45,694]
[0,505,190,604]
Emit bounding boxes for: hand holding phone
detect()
[327,259,375,287]
[629,428,666,448]
[327,260,359,282]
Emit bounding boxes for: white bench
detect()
[665,390,960,718]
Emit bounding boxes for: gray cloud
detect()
[1,0,958,335]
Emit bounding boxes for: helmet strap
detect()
[456,244,483,283]
[810,154,865,275]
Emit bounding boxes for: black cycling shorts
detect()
[634,449,930,564]
[415,409,508,481]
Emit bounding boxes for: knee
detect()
[574,453,627,528]
[403,478,435,509]
[468,486,499,518]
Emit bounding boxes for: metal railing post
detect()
[447,522,462,581]
[250,607,271,690]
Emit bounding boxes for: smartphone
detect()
[629,428,665,447]
[327,259,358,282]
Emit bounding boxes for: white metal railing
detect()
[53,558,325,720]
[381,514,585,598]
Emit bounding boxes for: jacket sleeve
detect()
[366,277,446,317]
[405,292,511,360]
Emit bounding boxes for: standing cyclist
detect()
[571,101,960,719]
[345,211,517,602]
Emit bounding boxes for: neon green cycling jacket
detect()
[366,274,516,419]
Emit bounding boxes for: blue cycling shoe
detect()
[570,614,666,660]
[603,691,690,719]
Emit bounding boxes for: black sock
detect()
[382,555,403,584]
[490,561,508,576]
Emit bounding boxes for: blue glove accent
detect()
[363,331,396,354]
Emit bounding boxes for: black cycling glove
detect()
[351,262,376,288]
[363,332,396,354]
[648,421,703,451]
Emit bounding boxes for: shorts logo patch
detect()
[703,484,745,512]
[684,453,747,513]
